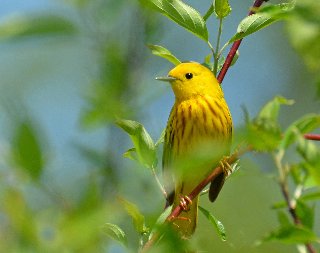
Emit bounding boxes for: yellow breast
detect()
[166,95,232,158]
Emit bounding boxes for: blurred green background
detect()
[0,0,319,252]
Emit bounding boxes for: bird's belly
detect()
[169,99,231,188]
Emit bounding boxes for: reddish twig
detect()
[139,147,249,253]
[304,133,320,141]
[217,0,267,84]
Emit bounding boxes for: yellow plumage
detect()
[158,62,232,238]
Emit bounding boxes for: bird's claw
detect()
[179,195,192,211]
[219,156,232,176]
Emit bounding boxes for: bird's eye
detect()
[185,73,193,79]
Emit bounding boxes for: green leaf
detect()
[263,225,318,244]
[245,96,294,152]
[204,53,212,65]
[228,2,295,43]
[116,119,156,168]
[217,55,226,73]
[103,223,127,246]
[154,207,171,227]
[147,44,181,65]
[214,0,232,19]
[297,137,320,164]
[155,129,166,147]
[280,114,320,149]
[60,207,113,250]
[290,164,306,185]
[257,96,294,122]
[244,122,281,152]
[119,198,148,234]
[203,3,215,21]
[271,201,287,210]
[3,189,37,243]
[300,191,320,202]
[256,2,296,17]
[146,208,191,252]
[202,53,214,71]
[140,0,208,41]
[0,14,76,40]
[199,206,226,241]
[286,0,320,73]
[230,50,239,66]
[229,13,275,42]
[148,207,171,240]
[296,200,314,229]
[12,121,44,180]
[277,211,291,227]
[123,148,139,162]
[296,137,320,186]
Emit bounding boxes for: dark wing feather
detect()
[208,119,233,202]
[208,172,225,202]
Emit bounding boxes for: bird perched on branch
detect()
[157,62,232,238]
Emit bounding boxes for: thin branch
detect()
[207,41,216,67]
[151,165,168,199]
[306,244,317,253]
[217,40,241,84]
[213,17,223,76]
[279,181,317,253]
[217,41,229,59]
[217,0,268,84]
[139,146,250,253]
[279,181,300,225]
[275,153,317,253]
[304,133,320,141]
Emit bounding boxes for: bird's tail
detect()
[171,195,198,238]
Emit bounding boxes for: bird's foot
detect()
[179,195,192,211]
[219,156,232,176]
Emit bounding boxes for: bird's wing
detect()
[162,111,176,206]
[208,103,233,202]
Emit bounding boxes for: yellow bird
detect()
[157,62,232,238]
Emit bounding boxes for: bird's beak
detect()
[155,76,177,82]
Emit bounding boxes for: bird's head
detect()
[156,62,222,101]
